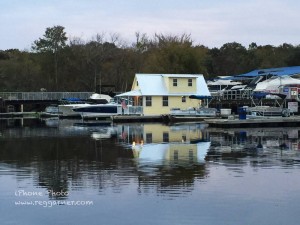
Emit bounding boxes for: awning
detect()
[116,90,142,97]
[189,95,213,100]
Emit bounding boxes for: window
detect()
[146,133,152,143]
[162,96,168,106]
[182,96,186,103]
[136,81,139,86]
[188,79,193,86]
[163,132,169,142]
[145,96,152,106]
[173,78,177,86]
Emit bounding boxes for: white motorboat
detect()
[58,93,113,117]
[72,103,123,118]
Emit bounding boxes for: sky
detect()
[1,0,300,50]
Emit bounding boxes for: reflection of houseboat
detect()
[132,142,210,166]
[116,123,210,170]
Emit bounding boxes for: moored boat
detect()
[58,94,113,117]
[72,103,122,118]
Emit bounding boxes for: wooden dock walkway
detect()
[0,112,39,119]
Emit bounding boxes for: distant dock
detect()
[112,114,300,128]
[2,111,300,128]
[0,112,39,119]
[204,116,300,128]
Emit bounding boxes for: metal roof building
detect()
[223,66,300,80]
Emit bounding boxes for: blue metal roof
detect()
[221,66,300,80]
[236,66,300,77]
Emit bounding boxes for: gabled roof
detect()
[134,73,211,96]
[116,74,211,97]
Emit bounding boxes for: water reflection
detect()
[207,127,300,170]
[2,119,300,225]
[2,119,300,198]
[115,123,210,196]
[0,119,210,199]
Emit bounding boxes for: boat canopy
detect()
[254,75,300,92]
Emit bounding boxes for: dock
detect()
[204,116,300,128]
[2,111,300,128]
[0,112,40,119]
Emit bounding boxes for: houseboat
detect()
[116,73,212,116]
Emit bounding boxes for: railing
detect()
[123,106,143,115]
[0,92,94,101]
[170,107,217,116]
[213,88,253,100]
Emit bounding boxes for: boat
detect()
[41,105,61,117]
[170,95,217,117]
[72,103,123,119]
[254,75,300,94]
[58,93,113,118]
[207,79,242,97]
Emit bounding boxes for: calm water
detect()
[1,118,300,225]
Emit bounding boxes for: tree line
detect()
[0,25,300,93]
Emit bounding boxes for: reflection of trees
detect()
[0,136,134,198]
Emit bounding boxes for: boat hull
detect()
[72,104,122,118]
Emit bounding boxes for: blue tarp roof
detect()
[221,66,300,80]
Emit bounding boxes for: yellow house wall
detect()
[167,77,197,93]
[131,77,139,90]
[143,96,201,115]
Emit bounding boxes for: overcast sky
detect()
[1,0,300,50]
